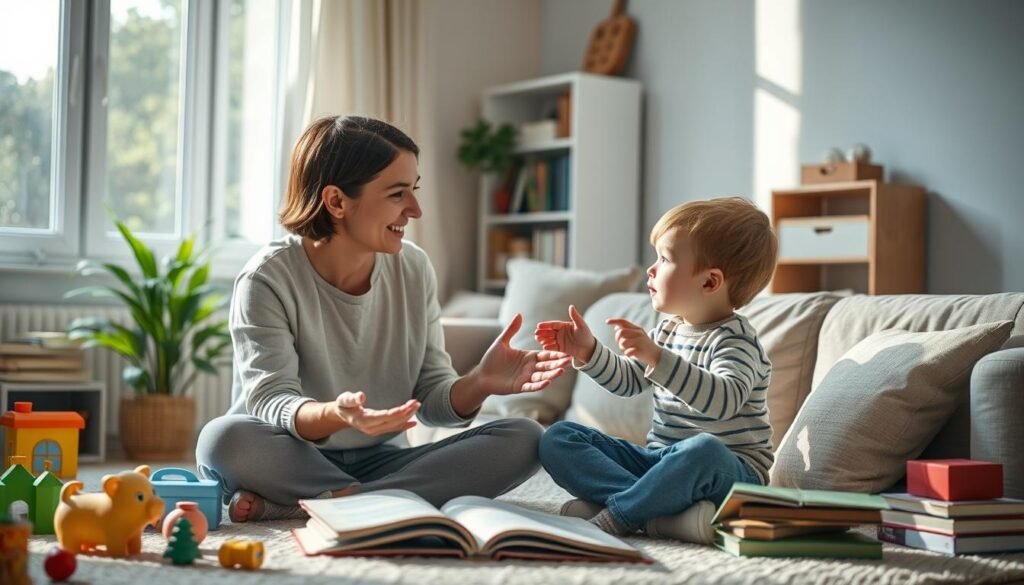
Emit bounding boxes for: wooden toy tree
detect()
[163,517,200,565]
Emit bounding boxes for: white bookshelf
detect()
[476,72,642,292]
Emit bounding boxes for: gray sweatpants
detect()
[195,415,543,507]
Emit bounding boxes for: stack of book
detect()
[879,459,1024,555]
[0,333,88,383]
[712,483,887,559]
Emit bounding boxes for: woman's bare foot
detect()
[228,490,265,523]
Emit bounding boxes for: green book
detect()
[713,482,889,523]
[715,529,883,559]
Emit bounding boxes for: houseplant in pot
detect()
[66,221,231,460]
[457,118,517,213]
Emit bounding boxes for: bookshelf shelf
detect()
[513,137,574,155]
[485,212,572,225]
[477,73,642,292]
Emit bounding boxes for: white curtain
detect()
[278,0,449,299]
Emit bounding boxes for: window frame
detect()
[0,0,286,280]
[0,0,87,267]
[83,0,215,266]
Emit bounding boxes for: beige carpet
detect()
[22,461,1024,585]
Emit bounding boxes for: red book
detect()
[907,459,1003,502]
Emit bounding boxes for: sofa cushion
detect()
[484,259,642,423]
[812,293,1024,390]
[565,292,846,448]
[771,321,1014,493]
[738,292,847,449]
[812,293,1024,462]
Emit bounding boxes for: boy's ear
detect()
[702,268,725,295]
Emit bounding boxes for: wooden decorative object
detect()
[801,162,883,185]
[582,0,636,76]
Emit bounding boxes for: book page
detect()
[300,489,453,539]
[441,496,642,559]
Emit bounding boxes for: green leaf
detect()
[122,366,152,392]
[115,220,158,278]
[191,356,219,375]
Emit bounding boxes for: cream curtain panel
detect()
[279,0,449,299]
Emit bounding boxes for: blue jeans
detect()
[539,421,762,532]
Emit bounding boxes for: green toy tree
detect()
[163,517,201,565]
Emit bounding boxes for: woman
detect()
[196,116,570,522]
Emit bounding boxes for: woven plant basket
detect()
[119,395,195,461]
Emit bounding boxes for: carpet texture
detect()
[22,462,1024,585]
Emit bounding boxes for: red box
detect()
[907,459,1003,501]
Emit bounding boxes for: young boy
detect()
[535,197,778,543]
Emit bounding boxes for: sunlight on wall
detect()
[753,0,802,212]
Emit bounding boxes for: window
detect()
[211,0,282,253]
[33,439,63,475]
[0,0,286,273]
[105,0,184,235]
[0,0,84,262]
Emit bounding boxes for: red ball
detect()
[44,547,77,582]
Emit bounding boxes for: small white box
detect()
[518,119,557,146]
[778,216,869,261]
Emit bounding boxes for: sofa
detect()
[425,291,1024,498]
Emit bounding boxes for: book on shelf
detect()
[0,342,82,357]
[713,482,889,525]
[293,489,648,562]
[880,510,1024,536]
[504,154,570,215]
[882,492,1024,519]
[877,525,1024,555]
[715,529,882,559]
[718,518,856,541]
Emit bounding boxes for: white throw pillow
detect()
[770,321,1013,493]
[484,259,642,423]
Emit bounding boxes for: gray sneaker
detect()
[644,500,716,545]
[558,498,605,520]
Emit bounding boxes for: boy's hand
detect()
[332,391,420,436]
[535,305,597,364]
[606,318,661,368]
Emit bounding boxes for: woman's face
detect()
[339,149,422,255]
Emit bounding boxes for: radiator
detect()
[0,303,232,437]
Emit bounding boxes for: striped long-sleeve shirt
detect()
[577,312,774,484]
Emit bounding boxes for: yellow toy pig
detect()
[54,465,165,557]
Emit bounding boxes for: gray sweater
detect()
[226,235,473,450]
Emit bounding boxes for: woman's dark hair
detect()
[279,115,419,240]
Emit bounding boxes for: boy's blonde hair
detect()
[650,197,778,309]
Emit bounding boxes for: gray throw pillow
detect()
[770,321,1013,493]
[484,259,642,423]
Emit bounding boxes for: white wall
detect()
[541,0,1024,293]
[418,0,542,300]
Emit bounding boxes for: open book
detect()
[293,489,647,562]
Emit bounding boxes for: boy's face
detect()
[646,228,709,316]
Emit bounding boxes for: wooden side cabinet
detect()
[771,180,925,295]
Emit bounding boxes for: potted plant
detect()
[66,221,231,461]
[457,118,517,213]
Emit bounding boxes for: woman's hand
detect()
[534,305,597,364]
[606,318,660,368]
[331,391,420,436]
[477,314,572,397]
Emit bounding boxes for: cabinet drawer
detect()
[777,216,869,262]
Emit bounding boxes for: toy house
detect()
[0,456,62,534]
[1,402,85,479]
